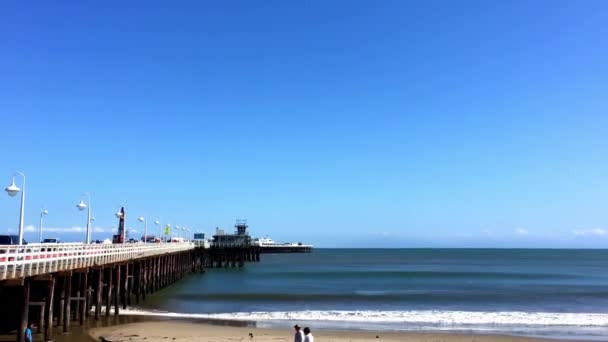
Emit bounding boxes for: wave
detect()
[168,289,608,302]
[120,308,608,327]
[258,270,582,280]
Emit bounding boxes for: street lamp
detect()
[175,225,180,238]
[76,193,92,244]
[154,218,160,242]
[39,208,48,243]
[138,216,147,242]
[5,172,26,245]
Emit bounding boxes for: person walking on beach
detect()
[303,327,314,342]
[294,324,304,342]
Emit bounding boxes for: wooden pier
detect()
[0,242,260,342]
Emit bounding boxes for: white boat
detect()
[251,236,313,252]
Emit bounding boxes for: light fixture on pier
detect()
[77,193,92,244]
[77,200,87,211]
[5,172,26,245]
[5,178,20,197]
[115,210,123,218]
[138,216,148,242]
[39,208,48,243]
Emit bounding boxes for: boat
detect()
[251,236,313,253]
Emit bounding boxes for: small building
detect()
[212,220,251,248]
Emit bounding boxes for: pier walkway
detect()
[0,242,194,281]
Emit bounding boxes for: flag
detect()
[165,225,170,236]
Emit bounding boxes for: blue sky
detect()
[1,1,607,247]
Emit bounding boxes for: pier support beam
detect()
[74,274,80,324]
[114,265,120,315]
[95,268,102,319]
[80,270,88,325]
[105,268,112,317]
[57,278,64,329]
[44,277,55,342]
[63,273,72,333]
[122,263,129,309]
[18,279,30,342]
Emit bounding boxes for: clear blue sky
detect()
[1,1,607,247]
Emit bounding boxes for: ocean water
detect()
[130,249,608,340]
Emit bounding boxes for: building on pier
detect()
[211,220,251,248]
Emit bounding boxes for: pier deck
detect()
[0,242,194,281]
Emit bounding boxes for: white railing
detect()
[0,242,195,280]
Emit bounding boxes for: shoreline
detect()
[85,318,590,342]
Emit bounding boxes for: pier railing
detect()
[0,242,195,281]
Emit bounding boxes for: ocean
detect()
[127,249,608,340]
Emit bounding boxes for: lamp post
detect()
[154,218,160,242]
[76,193,92,244]
[39,208,48,243]
[175,225,180,238]
[5,172,26,245]
[138,216,147,243]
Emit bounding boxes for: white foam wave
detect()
[121,308,608,327]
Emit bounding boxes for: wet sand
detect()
[87,320,583,342]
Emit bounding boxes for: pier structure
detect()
[0,240,260,342]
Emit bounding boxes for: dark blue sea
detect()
[128,249,608,340]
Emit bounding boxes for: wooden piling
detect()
[18,279,30,342]
[142,260,147,300]
[123,263,129,309]
[57,278,64,328]
[95,268,102,319]
[63,273,71,333]
[44,277,55,342]
[80,269,87,325]
[105,268,112,317]
[134,262,140,304]
[114,265,120,315]
[74,273,80,324]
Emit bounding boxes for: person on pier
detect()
[294,324,304,342]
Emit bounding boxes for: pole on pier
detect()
[44,277,55,342]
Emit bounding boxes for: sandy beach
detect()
[87,321,578,342]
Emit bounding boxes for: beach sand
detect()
[87,320,577,342]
